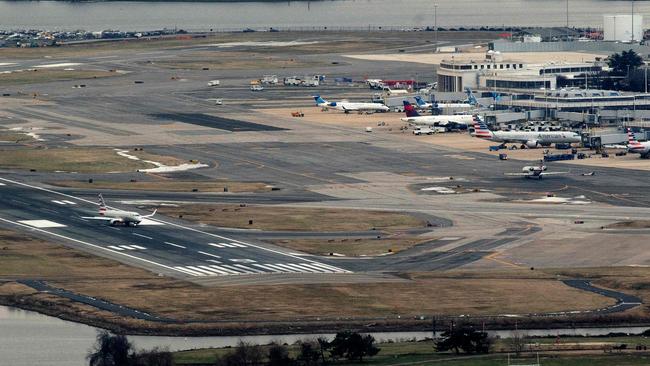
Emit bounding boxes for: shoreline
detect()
[2,292,649,338]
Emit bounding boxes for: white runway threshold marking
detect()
[174,261,353,277]
[18,220,67,228]
[138,218,165,226]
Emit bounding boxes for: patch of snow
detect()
[139,163,209,173]
[114,149,208,173]
[207,41,320,48]
[421,186,456,194]
[36,62,82,68]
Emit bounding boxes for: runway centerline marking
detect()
[0,177,350,273]
[133,233,153,240]
[198,251,221,259]
[164,242,186,249]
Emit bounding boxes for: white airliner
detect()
[627,128,650,158]
[313,95,389,113]
[472,119,581,148]
[505,162,568,179]
[414,89,479,110]
[82,194,156,227]
[400,101,474,126]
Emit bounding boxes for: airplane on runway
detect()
[313,95,389,113]
[627,128,650,158]
[505,161,568,179]
[472,118,581,148]
[400,101,474,127]
[82,194,156,227]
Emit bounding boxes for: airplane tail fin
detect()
[414,95,427,107]
[471,116,493,139]
[313,95,327,105]
[98,194,107,215]
[466,88,480,106]
[403,101,420,117]
[627,128,644,149]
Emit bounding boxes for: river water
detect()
[0,0,649,32]
[1,305,649,366]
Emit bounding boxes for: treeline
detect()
[87,330,380,366]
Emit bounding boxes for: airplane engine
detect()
[525,140,539,149]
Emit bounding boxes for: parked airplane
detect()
[313,95,389,113]
[505,161,568,179]
[82,194,156,227]
[627,128,650,158]
[472,119,581,148]
[414,89,480,110]
[401,101,474,126]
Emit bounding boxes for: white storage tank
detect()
[603,14,643,42]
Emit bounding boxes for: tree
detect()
[267,343,293,366]
[316,337,330,365]
[608,50,643,76]
[507,331,527,356]
[214,341,264,366]
[87,330,134,366]
[131,347,174,366]
[329,331,380,362]
[435,326,492,355]
[296,340,322,366]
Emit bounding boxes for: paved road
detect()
[563,279,643,314]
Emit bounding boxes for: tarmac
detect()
[1,32,649,290]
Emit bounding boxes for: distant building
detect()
[436,51,603,92]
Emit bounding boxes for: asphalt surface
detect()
[0,177,354,284]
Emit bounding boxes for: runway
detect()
[0,177,353,285]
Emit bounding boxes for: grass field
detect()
[0,131,36,143]
[152,204,426,232]
[0,228,614,334]
[0,69,116,85]
[48,179,272,193]
[546,266,650,317]
[148,51,330,70]
[0,147,184,173]
[266,237,427,256]
[174,339,650,366]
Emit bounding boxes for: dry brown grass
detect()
[49,179,271,193]
[0,229,620,332]
[606,221,650,229]
[546,266,650,312]
[0,69,116,85]
[148,51,328,70]
[0,131,35,143]
[266,237,427,256]
[153,204,426,232]
[0,146,185,173]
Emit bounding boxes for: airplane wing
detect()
[539,171,569,176]
[142,209,157,218]
[504,173,530,176]
[81,216,120,221]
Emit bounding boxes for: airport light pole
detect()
[434,3,438,50]
[630,0,634,43]
[566,0,569,41]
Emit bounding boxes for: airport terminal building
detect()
[437,51,603,93]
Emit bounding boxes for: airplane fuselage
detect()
[488,131,581,146]
[401,114,474,126]
[100,209,143,225]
